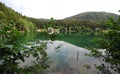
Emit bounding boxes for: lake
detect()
[36,33,98,47]
[18,40,102,74]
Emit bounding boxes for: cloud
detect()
[0,0,120,19]
[0,0,26,13]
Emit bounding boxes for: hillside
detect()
[65,12,119,21]
[0,2,34,32]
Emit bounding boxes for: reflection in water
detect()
[77,51,79,61]
[46,41,101,74]
[18,40,101,74]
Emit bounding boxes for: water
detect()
[46,41,101,74]
[18,40,101,74]
[36,33,97,47]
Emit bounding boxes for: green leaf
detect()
[5,45,14,49]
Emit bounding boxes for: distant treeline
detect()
[29,12,119,32]
[29,18,107,31]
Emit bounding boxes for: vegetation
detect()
[29,12,119,35]
[0,2,50,74]
[0,1,120,74]
[65,12,119,21]
[0,24,48,73]
[88,14,120,74]
[32,11,120,74]
[0,3,34,29]
[29,12,112,50]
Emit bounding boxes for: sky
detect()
[0,0,120,19]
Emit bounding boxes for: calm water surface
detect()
[18,40,102,74]
[46,41,101,74]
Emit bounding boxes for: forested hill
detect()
[0,2,34,32]
[28,12,119,29]
[65,12,119,21]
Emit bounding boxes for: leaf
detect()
[5,45,14,49]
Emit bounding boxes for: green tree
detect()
[91,12,120,74]
[0,2,49,74]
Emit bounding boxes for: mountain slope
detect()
[65,12,119,21]
[0,2,34,32]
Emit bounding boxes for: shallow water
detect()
[18,40,101,74]
[46,41,101,74]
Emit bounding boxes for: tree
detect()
[91,12,120,74]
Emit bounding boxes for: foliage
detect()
[29,12,119,32]
[0,2,34,32]
[30,18,106,32]
[0,2,50,74]
[65,12,119,21]
[89,14,120,74]
[40,17,58,41]
[0,22,24,73]
[0,21,48,74]
[18,41,49,74]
